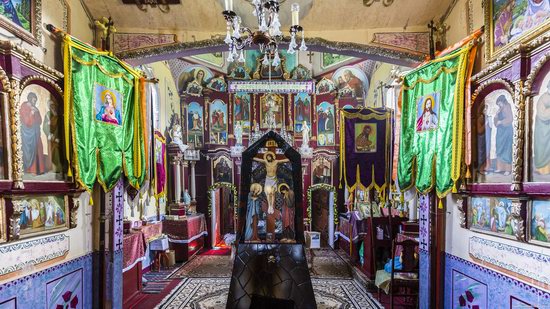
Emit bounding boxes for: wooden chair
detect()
[389,239,419,309]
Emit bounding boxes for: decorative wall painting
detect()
[206,76,227,92]
[0,0,37,44]
[332,66,369,100]
[20,84,65,181]
[468,196,514,237]
[316,101,336,146]
[17,195,69,238]
[209,99,228,145]
[191,52,225,68]
[316,77,336,95]
[178,65,214,94]
[46,269,83,309]
[311,157,332,185]
[321,53,353,69]
[531,70,550,182]
[233,92,251,131]
[474,89,514,183]
[530,200,550,245]
[291,64,312,80]
[354,123,377,153]
[227,62,251,80]
[452,270,488,309]
[294,93,311,134]
[247,50,295,80]
[212,156,233,184]
[488,0,550,60]
[260,94,284,129]
[187,101,204,148]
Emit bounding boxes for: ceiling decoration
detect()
[363,0,394,7]
[121,0,181,13]
[220,0,313,28]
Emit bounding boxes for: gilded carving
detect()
[456,197,466,229]
[511,80,525,191]
[0,41,63,80]
[510,199,526,242]
[471,79,515,103]
[524,52,550,96]
[70,197,80,229]
[9,200,24,240]
[9,79,23,189]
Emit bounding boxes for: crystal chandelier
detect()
[222,0,307,67]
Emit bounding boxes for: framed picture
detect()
[415,92,440,132]
[294,93,311,134]
[467,196,517,239]
[206,76,227,92]
[316,101,336,146]
[178,65,213,94]
[529,199,550,247]
[291,64,312,80]
[311,157,332,185]
[211,156,233,184]
[486,0,550,61]
[16,195,69,239]
[233,92,251,132]
[227,62,251,80]
[186,101,204,148]
[321,53,353,70]
[354,123,377,153]
[209,99,228,145]
[20,84,66,181]
[0,0,40,45]
[473,89,514,183]
[530,70,550,182]
[316,77,336,95]
[259,94,284,129]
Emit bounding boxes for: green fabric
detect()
[398,47,470,196]
[65,37,146,192]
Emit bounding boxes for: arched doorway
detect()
[307,184,337,248]
[208,182,238,248]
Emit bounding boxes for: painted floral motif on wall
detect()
[46,269,83,309]
[452,270,487,309]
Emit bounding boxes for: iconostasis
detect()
[164,50,393,247]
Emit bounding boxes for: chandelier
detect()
[222,0,307,66]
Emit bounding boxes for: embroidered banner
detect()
[340,108,391,192]
[397,43,476,197]
[63,35,147,192]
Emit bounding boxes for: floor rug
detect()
[307,248,352,279]
[142,264,182,294]
[155,277,383,309]
[171,255,233,278]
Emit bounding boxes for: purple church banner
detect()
[340,108,391,191]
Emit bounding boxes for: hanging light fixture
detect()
[222,0,307,65]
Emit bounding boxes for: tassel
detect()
[465,165,471,179]
[452,182,458,193]
[438,197,443,209]
[89,196,94,206]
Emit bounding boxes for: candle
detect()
[225,0,233,11]
[291,3,300,26]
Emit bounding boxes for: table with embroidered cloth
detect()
[162,214,207,262]
[123,232,146,271]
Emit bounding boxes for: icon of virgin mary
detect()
[96,90,122,125]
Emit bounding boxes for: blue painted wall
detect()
[444,253,550,308]
[0,254,93,309]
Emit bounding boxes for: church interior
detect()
[0,0,549,308]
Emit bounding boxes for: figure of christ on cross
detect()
[253,151,289,215]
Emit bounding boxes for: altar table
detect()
[162,214,207,262]
[122,232,145,306]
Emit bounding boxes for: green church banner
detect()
[63,35,147,193]
[397,45,473,197]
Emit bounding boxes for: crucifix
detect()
[307,51,314,64]
[428,20,436,60]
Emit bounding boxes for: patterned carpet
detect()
[142,264,183,294]
[157,248,382,308]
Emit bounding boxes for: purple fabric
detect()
[343,108,390,189]
[155,131,166,195]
